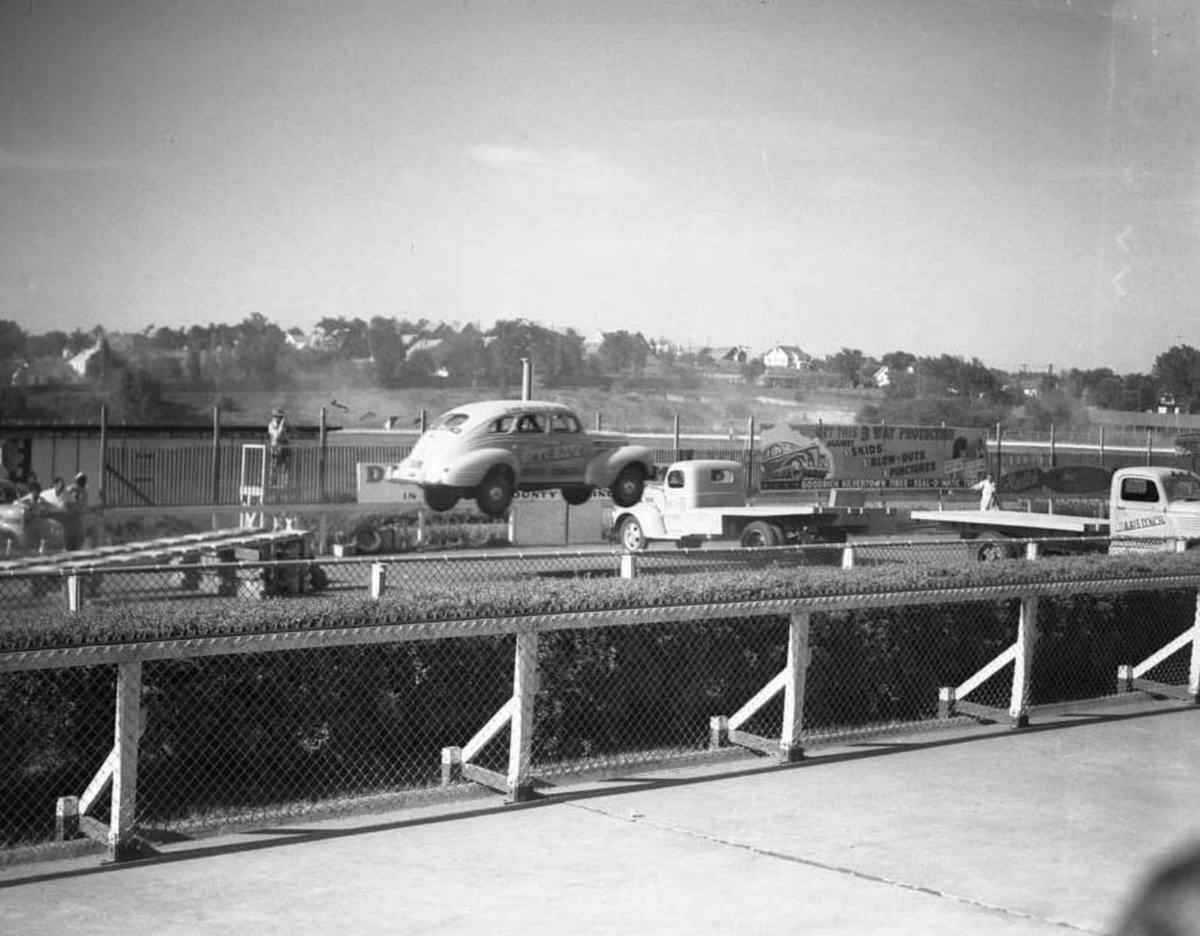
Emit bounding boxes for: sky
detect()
[0,0,1196,375]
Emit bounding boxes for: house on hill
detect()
[762,345,814,371]
[712,345,750,365]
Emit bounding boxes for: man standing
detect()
[971,473,1000,511]
[267,407,291,487]
[63,473,88,550]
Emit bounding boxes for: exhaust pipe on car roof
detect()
[521,357,533,401]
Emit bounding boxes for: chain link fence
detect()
[2,545,1198,860]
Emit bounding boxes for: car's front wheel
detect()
[618,515,648,551]
[561,485,592,506]
[476,468,515,516]
[424,486,458,512]
[611,465,646,508]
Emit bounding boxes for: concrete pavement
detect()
[3,696,1198,936]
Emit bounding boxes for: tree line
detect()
[1,314,1198,429]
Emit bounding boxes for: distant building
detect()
[712,346,750,365]
[762,345,813,370]
[66,344,102,378]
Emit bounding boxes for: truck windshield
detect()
[1164,473,1200,501]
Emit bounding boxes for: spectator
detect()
[62,473,88,550]
[40,476,68,511]
[267,407,291,486]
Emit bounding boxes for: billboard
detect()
[757,423,989,490]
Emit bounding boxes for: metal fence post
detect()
[708,715,729,749]
[109,660,143,862]
[780,611,810,763]
[507,630,538,803]
[1009,596,1038,727]
[66,574,82,612]
[620,554,637,578]
[55,796,80,841]
[441,746,463,785]
[841,546,855,570]
[1189,589,1200,703]
[369,562,386,598]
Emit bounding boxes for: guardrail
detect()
[2,544,1198,865]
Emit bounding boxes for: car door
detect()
[544,410,589,483]
[511,410,553,482]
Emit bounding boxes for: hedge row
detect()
[2,551,1199,653]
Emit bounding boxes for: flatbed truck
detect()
[610,459,894,550]
[911,466,1200,559]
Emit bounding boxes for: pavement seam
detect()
[566,801,1106,935]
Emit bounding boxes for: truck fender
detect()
[439,448,520,489]
[611,503,669,542]
[585,445,655,488]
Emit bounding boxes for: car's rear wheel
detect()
[740,521,783,548]
[561,485,592,506]
[611,465,646,508]
[476,468,515,516]
[618,515,647,551]
[424,486,458,512]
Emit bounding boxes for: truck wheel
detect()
[424,486,458,512]
[618,515,648,551]
[611,465,646,508]
[741,521,782,548]
[476,468,515,516]
[561,485,592,506]
[974,532,1016,561]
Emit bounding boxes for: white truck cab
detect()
[1110,467,1200,544]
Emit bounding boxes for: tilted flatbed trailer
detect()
[910,465,1200,560]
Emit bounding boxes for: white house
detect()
[762,345,813,370]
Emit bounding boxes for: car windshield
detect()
[1165,473,1200,501]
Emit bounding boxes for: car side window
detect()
[1121,477,1160,503]
[549,413,580,433]
[516,413,546,433]
[488,416,515,433]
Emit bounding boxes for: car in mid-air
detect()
[391,399,655,516]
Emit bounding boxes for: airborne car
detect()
[392,400,655,516]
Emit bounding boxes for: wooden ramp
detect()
[0,527,322,600]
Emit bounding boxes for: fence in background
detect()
[95,439,1195,509]
[2,542,1198,863]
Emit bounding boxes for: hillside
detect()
[16,381,869,434]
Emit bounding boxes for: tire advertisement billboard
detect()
[757,423,989,490]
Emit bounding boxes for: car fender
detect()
[436,447,520,489]
[612,502,669,541]
[585,444,655,487]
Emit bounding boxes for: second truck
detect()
[911,465,1200,558]
[610,459,895,550]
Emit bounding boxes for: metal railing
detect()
[2,544,1198,864]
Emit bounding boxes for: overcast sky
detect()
[1,0,1196,373]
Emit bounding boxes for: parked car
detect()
[392,400,655,516]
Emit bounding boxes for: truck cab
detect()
[1110,467,1200,546]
